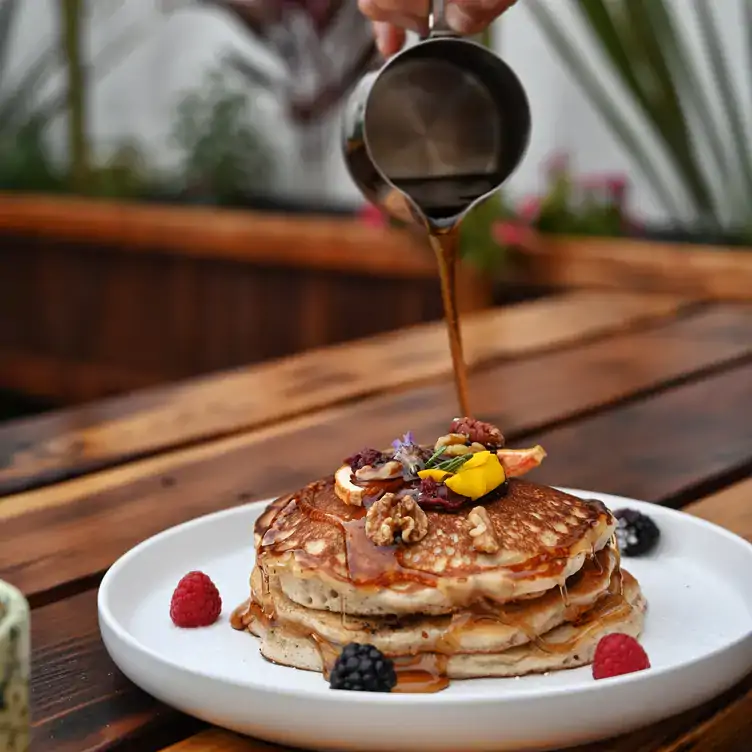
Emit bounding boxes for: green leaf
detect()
[525,0,686,221]
[640,0,740,221]
[0,0,19,93]
[691,1,752,211]
[620,0,717,220]
[0,46,58,137]
[567,0,717,224]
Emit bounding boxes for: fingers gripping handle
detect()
[429,0,455,36]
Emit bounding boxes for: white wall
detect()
[9,1,749,222]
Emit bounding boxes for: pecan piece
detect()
[450,418,505,448]
[465,506,499,553]
[365,493,428,546]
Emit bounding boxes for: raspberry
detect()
[593,633,650,680]
[169,571,222,628]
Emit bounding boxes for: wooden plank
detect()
[4,308,752,602]
[523,366,752,505]
[30,590,202,752]
[0,290,688,495]
[0,193,439,278]
[0,350,165,403]
[28,473,752,752]
[525,236,752,301]
[683,478,752,535]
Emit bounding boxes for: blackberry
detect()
[614,508,660,556]
[329,643,397,692]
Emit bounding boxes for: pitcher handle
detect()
[428,0,456,36]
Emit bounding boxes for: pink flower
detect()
[606,175,628,194]
[518,196,541,223]
[577,173,629,208]
[359,202,387,228]
[545,151,570,178]
[578,175,609,193]
[493,220,537,248]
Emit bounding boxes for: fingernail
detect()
[446,4,477,34]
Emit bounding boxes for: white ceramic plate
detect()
[98,490,752,752]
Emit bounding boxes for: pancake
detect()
[244,570,645,680]
[235,420,649,692]
[244,546,617,656]
[255,478,616,615]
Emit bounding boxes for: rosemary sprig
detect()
[424,447,447,469]
[433,454,473,474]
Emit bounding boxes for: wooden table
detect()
[1,289,751,751]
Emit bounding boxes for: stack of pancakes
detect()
[234,471,646,690]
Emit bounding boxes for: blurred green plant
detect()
[60,0,89,192]
[88,140,153,199]
[0,0,173,196]
[464,154,629,265]
[170,66,273,204]
[0,0,65,190]
[526,0,752,234]
[459,196,510,273]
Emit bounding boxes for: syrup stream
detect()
[430,229,471,419]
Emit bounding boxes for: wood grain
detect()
[526,235,752,301]
[523,365,752,504]
[0,193,439,277]
[28,467,752,752]
[683,478,752,536]
[0,290,688,496]
[4,308,752,604]
[30,590,202,752]
[1,239,482,407]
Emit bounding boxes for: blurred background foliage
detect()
[2,0,752,273]
[527,0,752,242]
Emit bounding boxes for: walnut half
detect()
[466,506,500,553]
[365,493,428,546]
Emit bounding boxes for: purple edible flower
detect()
[391,430,424,479]
[391,431,415,451]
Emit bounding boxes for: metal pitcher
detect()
[342,0,531,232]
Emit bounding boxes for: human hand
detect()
[359,0,520,57]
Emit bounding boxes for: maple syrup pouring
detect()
[429,228,472,419]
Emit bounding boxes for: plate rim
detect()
[98,488,752,706]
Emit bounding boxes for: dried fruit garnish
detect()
[345,448,387,471]
[416,477,470,511]
[416,476,509,512]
